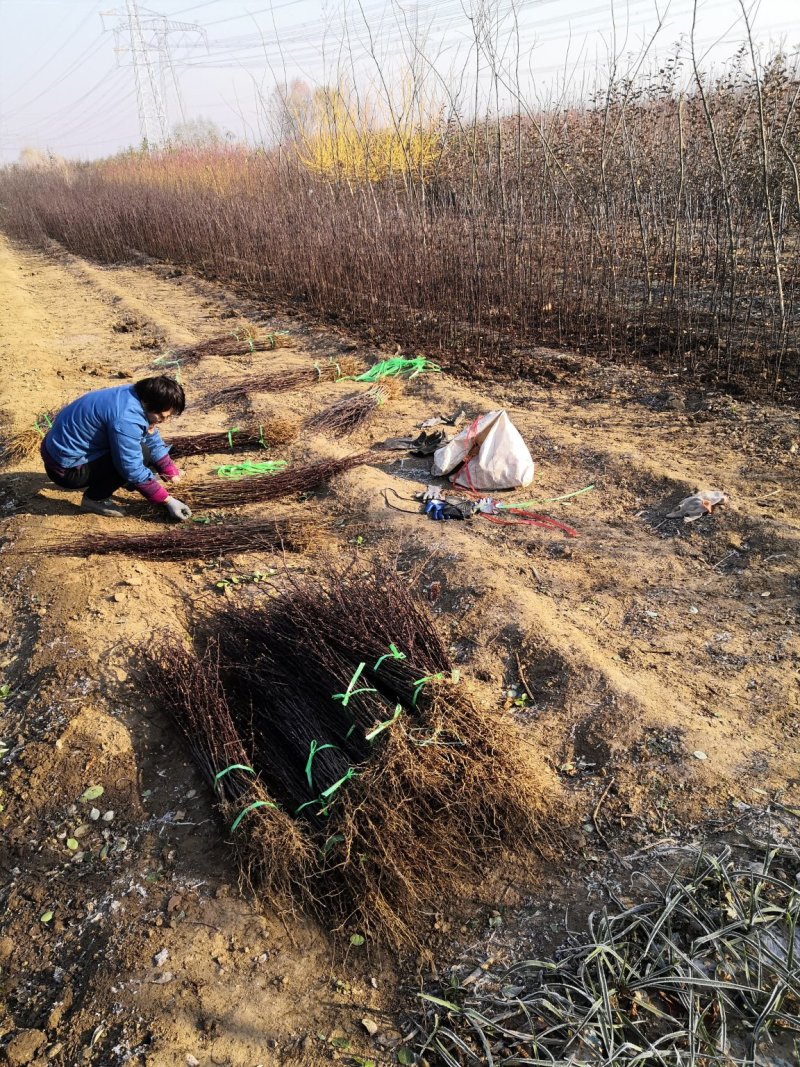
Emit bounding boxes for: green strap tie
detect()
[258,424,266,448]
[373,643,406,671]
[226,426,240,449]
[320,766,357,799]
[214,763,255,786]
[231,799,278,831]
[294,766,357,817]
[332,662,376,707]
[411,669,460,706]
[313,361,322,381]
[155,357,182,382]
[365,705,403,742]
[305,740,338,790]
[321,832,344,855]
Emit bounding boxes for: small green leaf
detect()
[349,933,365,946]
[330,1037,350,1049]
[80,785,104,802]
[66,838,79,851]
[40,910,54,924]
[397,1049,416,1065]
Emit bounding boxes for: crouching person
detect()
[40,375,192,521]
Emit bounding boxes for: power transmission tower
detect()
[101,2,206,149]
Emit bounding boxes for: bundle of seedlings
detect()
[39,516,319,561]
[140,639,312,903]
[203,356,362,407]
[303,385,389,438]
[156,328,296,368]
[183,452,375,510]
[142,561,555,950]
[167,419,298,459]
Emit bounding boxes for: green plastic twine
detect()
[373,643,406,671]
[411,669,460,707]
[214,763,255,786]
[216,460,287,480]
[320,766,357,799]
[313,361,322,381]
[231,799,278,832]
[305,740,338,790]
[332,662,376,707]
[365,705,403,742]
[226,426,240,449]
[353,357,441,383]
[155,357,182,382]
[501,484,595,509]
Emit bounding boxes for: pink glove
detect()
[154,454,182,481]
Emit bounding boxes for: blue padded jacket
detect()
[43,384,170,487]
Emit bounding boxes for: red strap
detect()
[482,509,578,537]
[452,416,483,492]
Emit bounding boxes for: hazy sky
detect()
[0,0,797,163]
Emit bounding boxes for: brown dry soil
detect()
[0,233,798,1067]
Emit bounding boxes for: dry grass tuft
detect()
[0,427,44,467]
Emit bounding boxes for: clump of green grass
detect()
[413,823,800,1066]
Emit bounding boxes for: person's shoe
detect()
[80,494,125,518]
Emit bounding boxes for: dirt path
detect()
[0,233,798,1067]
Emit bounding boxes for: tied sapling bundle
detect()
[182,452,376,510]
[140,561,558,950]
[155,328,296,368]
[140,641,312,904]
[203,356,362,408]
[38,516,320,561]
[303,386,389,439]
[167,420,297,459]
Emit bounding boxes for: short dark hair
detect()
[134,376,186,416]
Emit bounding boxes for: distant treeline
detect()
[2,51,799,397]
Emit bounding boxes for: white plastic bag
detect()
[432,410,534,490]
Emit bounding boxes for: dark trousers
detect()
[44,453,126,501]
